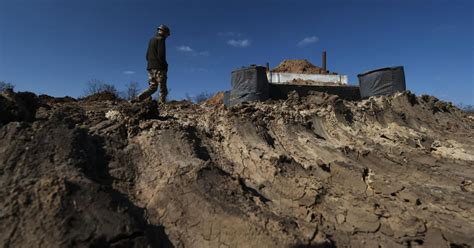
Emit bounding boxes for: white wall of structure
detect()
[267,72,348,85]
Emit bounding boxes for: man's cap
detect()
[157,25,170,35]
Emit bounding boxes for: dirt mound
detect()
[82,91,119,102]
[272,59,332,74]
[1,90,473,247]
[0,91,38,124]
[38,94,76,104]
[203,91,225,106]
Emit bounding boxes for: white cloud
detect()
[219,32,250,47]
[122,70,135,75]
[177,45,194,52]
[197,51,210,56]
[227,39,251,47]
[297,36,319,46]
[218,31,242,37]
[177,45,209,56]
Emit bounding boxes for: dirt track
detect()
[1,91,473,247]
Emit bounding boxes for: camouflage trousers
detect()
[137,69,168,103]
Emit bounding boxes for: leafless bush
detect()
[195,92,213,103]
[459,104,474,113]
[84,79,118,97]
[0,81,14,92]
[185,91,213,103]
[123,81,140,100]
[184,93,192,102]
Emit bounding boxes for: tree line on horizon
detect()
[2,79,473,111]
[2,79,213,103]
[84,79,212,103]
[83,79,140,101]
[0,81,14,92]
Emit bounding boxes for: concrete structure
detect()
[267,72,348,85]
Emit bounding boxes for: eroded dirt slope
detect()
[1,91,473,247]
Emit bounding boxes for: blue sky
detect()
[0,0,473,104]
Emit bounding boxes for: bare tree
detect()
[194,91,212,103]
[84,79,101,95]
[184,91,213,103]
[84,79,118,97]
[0,81,14,92]
[123,81,140,100]
[459,103,474,113]
[101,84,118,94]
[185,93,193,102]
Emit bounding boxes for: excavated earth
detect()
[271,59,335,75]
[1,90,473,248]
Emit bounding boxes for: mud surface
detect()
[272,59,335,75]
[1,90,473,247]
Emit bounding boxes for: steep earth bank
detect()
[1,91,473,247]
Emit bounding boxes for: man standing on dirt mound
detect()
[135,25,170,104]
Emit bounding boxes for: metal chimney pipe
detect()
[322,51,327,73]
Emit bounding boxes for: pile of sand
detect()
[202,91,224,106]
[271,59,332,74]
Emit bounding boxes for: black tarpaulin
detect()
[358,66,406,98]
[229,65,269,105]
[269,84,361,101]
[223,91,231,106]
